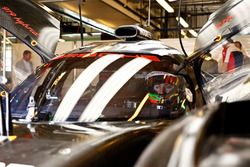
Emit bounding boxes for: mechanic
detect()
[221,40,244,72]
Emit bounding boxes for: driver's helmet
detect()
[145,71,187,116]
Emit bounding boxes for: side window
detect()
[11,67,51,119]
[201,35,250,103]
[0,28,43,91]
[201,36,250,84]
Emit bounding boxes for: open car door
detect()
[194,0,250,53]
[0,0,60,62]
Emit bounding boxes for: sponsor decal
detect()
[1,6,39,37]
[215,15,233,29]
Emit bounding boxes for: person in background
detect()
[234,41,250,65]
[15,50,34,83]
[221,40,243,72]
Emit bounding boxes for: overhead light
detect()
[176,17,189,28]
[156,0,174,13]
[189,29,198,37]
[7,36,16,39]
[61,32,101,38]
[58,38,65,42]
[181,30,188,38]
[181,30,186,36]
[168,0,177,1]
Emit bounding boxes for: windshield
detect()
[12,53,189,122]
[201,33,250,103]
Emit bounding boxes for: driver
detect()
[145,71,187,118]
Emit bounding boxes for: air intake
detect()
[115,25,152,40]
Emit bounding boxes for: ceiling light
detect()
[61,32,101,38]
[58,38,65,42]
[181,30,188,38]
[181,30,186,36]
[156,0,174,13]
[188,29,198,37]
[176,17,189,28]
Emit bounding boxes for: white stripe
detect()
[79,57,152,122]
[53,54,123,122]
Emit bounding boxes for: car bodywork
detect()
[0,120,171,167]
[0,0,199,166]
[0,0,203,121]
[135,100,250,167]
[11,36,201,121]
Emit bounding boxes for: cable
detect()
[147,0,151,27]
[178,0,188,57]
[128,93,149,122]
[78,0,84,47]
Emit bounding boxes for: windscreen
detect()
[23,53,188,122]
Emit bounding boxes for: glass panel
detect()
[201,26,250,103]
[0,27,43,90]
[35,55,188,122]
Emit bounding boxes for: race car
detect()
[0,0,200,122]
[0,1,197,166]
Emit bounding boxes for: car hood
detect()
[0,120,170,166]
[0,0,60,62]
[192,0,250,58]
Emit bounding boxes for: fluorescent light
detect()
[7,36,16,39]
[61,32,101,38]
[181,30,188,38]
[176,17,189,28]
[156,0,174,13]
[58,38,65,42]
[181,30,186,36]
[189,29,198,37]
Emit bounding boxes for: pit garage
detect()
[1,0,250,167]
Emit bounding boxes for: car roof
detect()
[55,40,185,63]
